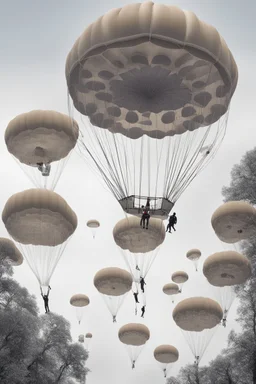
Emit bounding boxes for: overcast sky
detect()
[0,0,256,383]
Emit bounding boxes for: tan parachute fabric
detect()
[70,294,90,307]
[2,189,77,246]
[0,237,23,266]
[203,251,251,287]
[172,271,188,292]
[186,249,201,271]
[113,216,165,253]
[87,219,100,238]
[154,345,179,363]
[119,323,150,346]
[5,111,79,190]
[163,283,179,303]
[211,201,256,243]
[85,333,92,338]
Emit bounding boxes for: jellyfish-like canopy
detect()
[163,283,179,295]
[154,345,179,364]
[0,237,23,266]
[186,249,201,261]
[2,189,77,246]
[118,323,150,346]
[211,201,256,243]
[94,267,133,296]
[87,220,100,228]
[5,110,79,165]
[113,216,165,253]
[85,333,93,339]
[173,297,223,332]
[203,251,251,287]
[172,271,188,284]
[70,294,90,307]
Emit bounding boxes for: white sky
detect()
[0,1,256,383]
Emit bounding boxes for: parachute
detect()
[70,294,90,324]
[2,188,77,293]
[211,201,256,243]
[85,332,93,349]
[203,251,251,326]
[163,283,180,304]
[94,267,133,322]
[171,271,189,292]
[154,345,179,378]
[118,323,150,368]
[186,249,201,271]
[87,219,100,238]
[0,237,23,266]
[66,1,238,219]
[5,111,79,190]
[78,334,85,343]
[173,297,223,364]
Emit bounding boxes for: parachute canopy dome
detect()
[186,249,201,261]
[211,201,256,243]
[154,345,179,364]
[203,251,251,287]
[5,110,79,165]
[86,333,93,338]
[173,297,223,331]
[70,294,90,307]
[87,219,100,228]
[66,1,237,138]
[94,267,133,296]
[2,189,77,246]
[0,237,23,266]
[118,323,150,346]
[113,216,165,253]
[163,283,179,295]
[172,271,188,284]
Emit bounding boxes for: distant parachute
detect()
[85,332,93,349]
[87,219,100,238]
[78,334,85,343]
[5,110,79,189]
[154,345,179,378]
[163,283,180,304]
[118,323,150,369]
[66,1,237,219]
[0,237,23,266]
[173,297,222,364]
[186,249,201,271]
[2,188,77,293]
[94,267,133,322]
[171,271,189,292]
[70,294,90,324]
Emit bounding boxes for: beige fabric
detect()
[2,189,77,246]
[113,216,165,253]
[0,237,23,266]
[87,219,100,228]
[154,345,179,363]
[85,333,93,338]
[186,248,201,261]
[94,267,133,296]
[211,201,256,243]
[66,2,237,138]
[172,271,188,284]
[203,251,251,287]
[118,323,150,346]
[70,294,90,307]
[163,283,179,295]
[5,110,79,165]
[173,297,223,331]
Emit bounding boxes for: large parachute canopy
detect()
[0,237,23,266]
[163,283,180,304]
[70,294,90,324]
[171,271,188,292]
[173,297,223,364]
[154,345,179,378]
[5,110,79,190]
[66,1,238,219]
[87,219,100,238]
[186,249,201,271]
[2,189,77,292]
[211,201,256,243]
[94,267,133,322]
[118,323,150,368]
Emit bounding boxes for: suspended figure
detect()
[154,345,179,378]
[140,277,146,293]
[141,305,146,318]
[140,206,150,229]
[166,213,177,233]
[66,2,238,220]
[5,110,79,190]
[2,189,77,297]
[41,286,51,313]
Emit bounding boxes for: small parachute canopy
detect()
[94,267,133,296]
[87,219,100,228]
[86,333,93,339]
[78,335,85,343]
[172,271,188,284]
[70,294,90,307]
[186,249,201,261]
[211,201,256,243]
[113,216,165,253]
[2,189,77,246]
[173,297,223,332]
[154,345,179,364]
[0,237,23,266]
[203,251,251,287]
[118,323,150,346]
[163,283,179,296]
